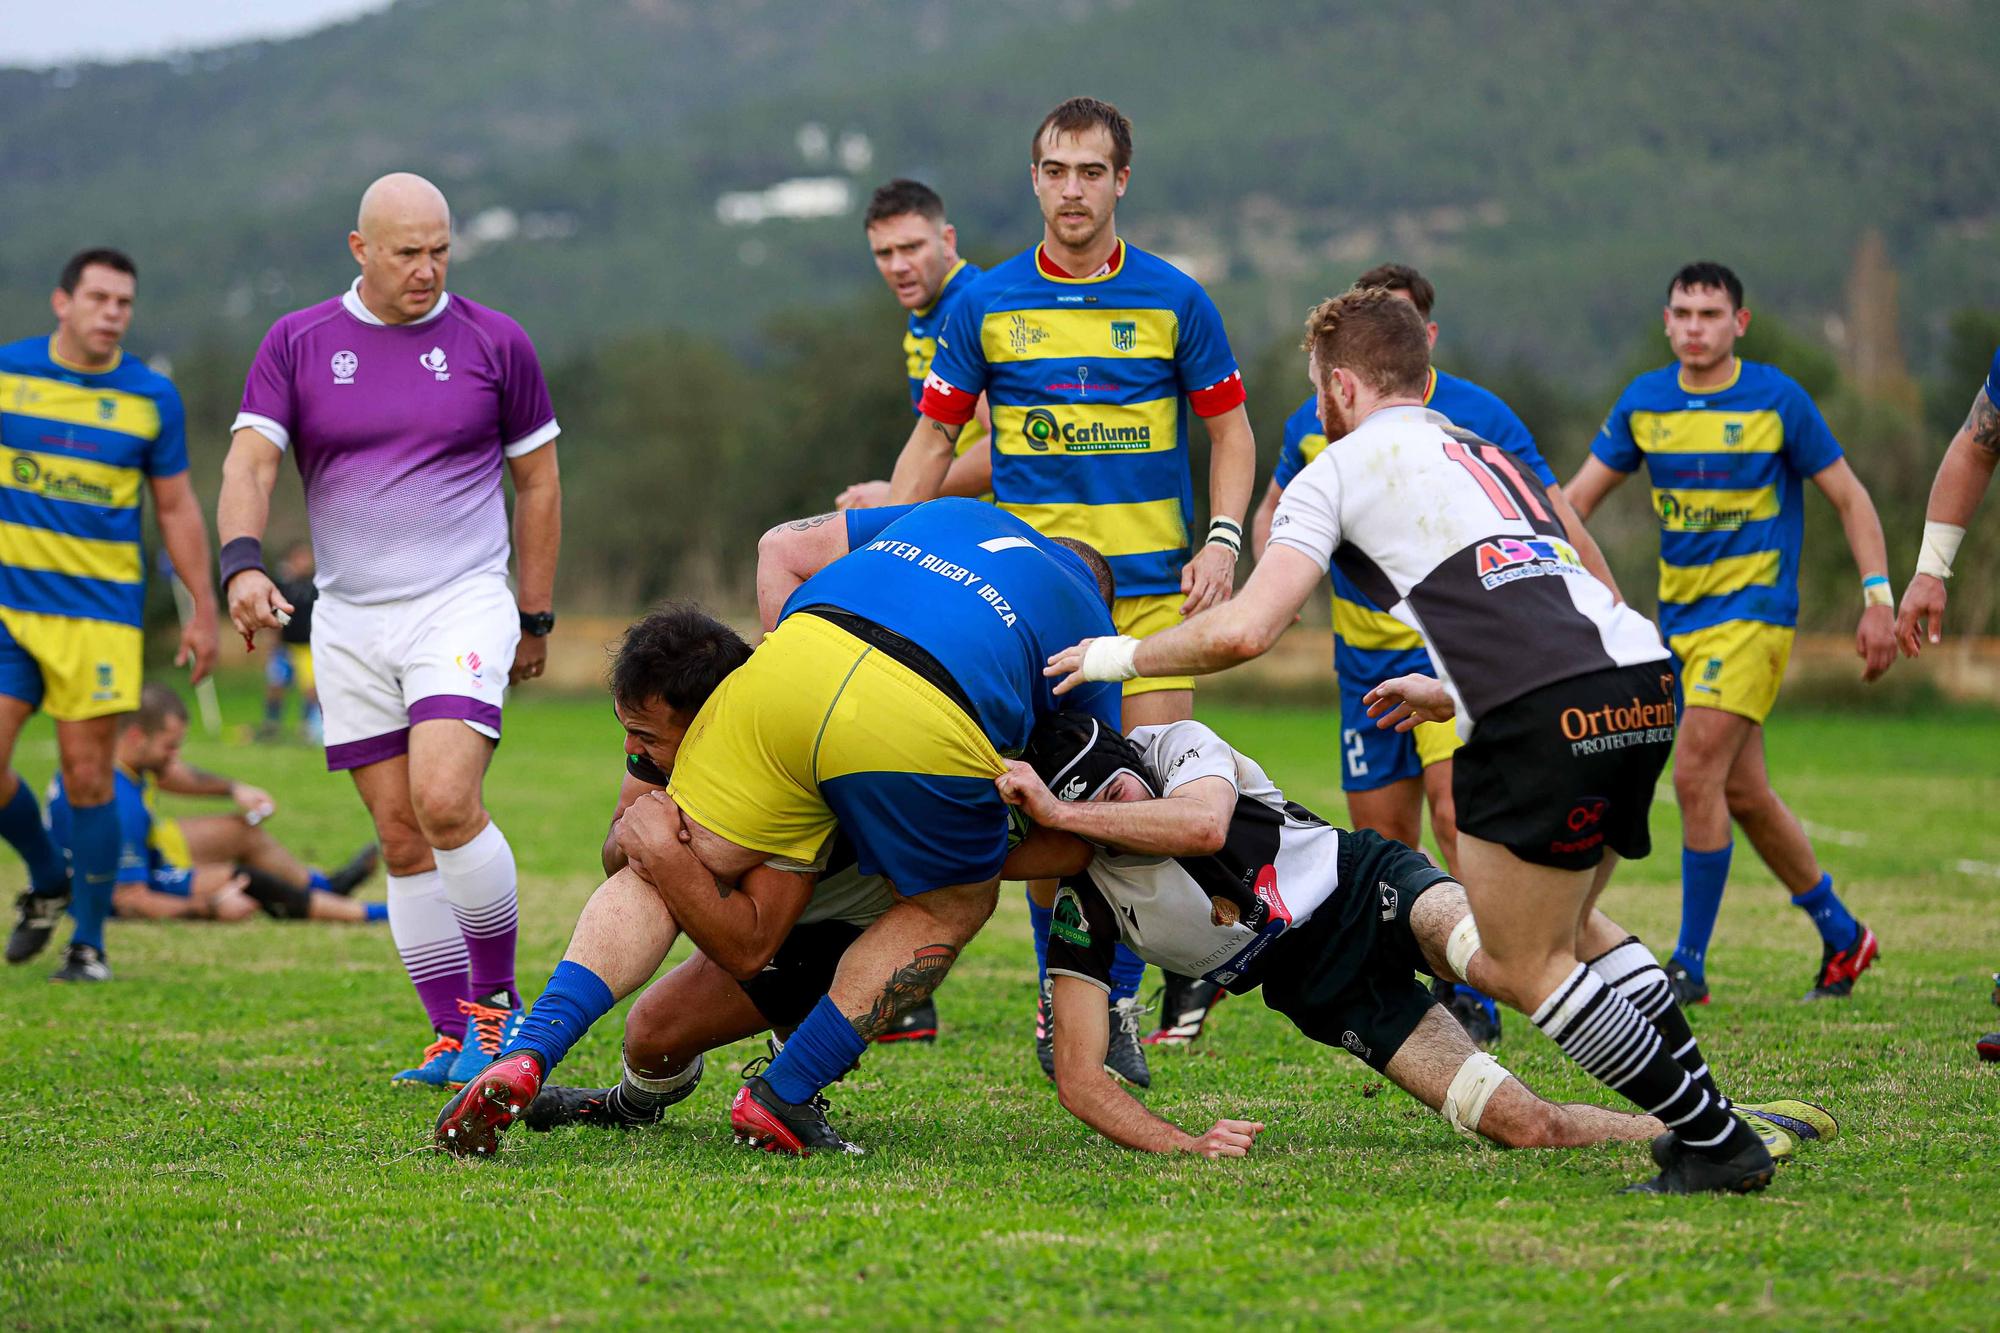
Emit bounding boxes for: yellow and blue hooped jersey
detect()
[0,336,188,629]
[903,260,987,459]
[922,240,1243,597]
[1592,359,1842,637]
[47,766,187,890]
[1272,369,1555,683]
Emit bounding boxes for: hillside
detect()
[3,0,1997,376]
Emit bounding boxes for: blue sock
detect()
[307,869,332,894]
[364,902,388,923]
[501,959,615,1076]
[1027,890,1053,984]
[1109,943,1145,1005]
[1673,843,1733,982]
[763,993,867,1105]
[65,799,120,952]
[0,780,66,894]
[1791,872,1859,952]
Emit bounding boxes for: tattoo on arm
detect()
[847,943,958,1039]
[1965,389,2000,457]
[927,419,963,442]
[784,512,838,531]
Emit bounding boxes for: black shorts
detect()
[1453,659,1676,871]
[735,919,866,1029]
[1259,829,1453,1073]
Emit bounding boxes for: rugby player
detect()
[1049,289,1780,1192]
[438,509,1120,1156]
[833,179,994,514]
[1246,263,1611,1048]
[1565,262,1894,1004]
[47,684,381,925]
[999,713,1829,1159]
[1,248,220,980]
[217,173,563,1086]
[1891,342,2000,1062]
[881,96,1255,1054]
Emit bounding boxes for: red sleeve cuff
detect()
[918,372,979,426]
[1188,370,1246,418]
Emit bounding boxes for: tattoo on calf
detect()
[848,943,958,1039]
[1966,389,2000,457]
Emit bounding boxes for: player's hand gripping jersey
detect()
[1268,406,1667,733]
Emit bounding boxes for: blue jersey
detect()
[783,498,1121,752]
[903,260,988,461]
[47,767,181,891]
[922,241,1243,597]
[1271,368,1555,685]
[0,337,188,628]
[1592,359,1842,637]
[1985,345,2000,406]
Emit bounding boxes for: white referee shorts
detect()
[312,575,521,772]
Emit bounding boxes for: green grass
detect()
[3,683,1997,1329]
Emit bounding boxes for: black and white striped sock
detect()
[1587,936,1728,1111]
[1533,964,1742,1151]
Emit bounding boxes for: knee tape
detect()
[1441,1051,1508,1136]
[622,1052,703,1106]
[1446,914,1482,979]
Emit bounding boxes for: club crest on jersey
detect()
[1474,535,1583,590]
[1110,320,1136,352]
[1378,881,1398,922]
[420,347,450,381]
[330,350,358,384]
[1340,1030,1371,1061]
[97,397,116,422]
[1723,421,1743,445]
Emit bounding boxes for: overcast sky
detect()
[0,0,392,67]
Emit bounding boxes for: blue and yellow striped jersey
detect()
[903,260,987,460]
[1272,368,1555,682]
[0,336,187,628]
[921,241,1243,597]
[48,765,186,887]
[1592,359,1842,637]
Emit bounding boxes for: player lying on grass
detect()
[997,711,1831,1159]
[47,683,381,927]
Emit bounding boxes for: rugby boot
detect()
[1804,923,1879,1000]
[1978,1033,2000,1063]
[391,1034,462,1087]
[1624,1126,1775,1195]
[1104,995,1151,1089]
[522,1086,621,1132]
[1034,976,1056,1079]
[730,1072,863,1156]
[1143,973,1226,1046]
[873,997,938,1044]
[447,991,527,1086]
[1736,1098,1838,1146]
[1665,961,1710,1007]
[1732,1111,1797,1163]
[49,942,110,982]
[435,1051,544,1157]
[323,843,381,896]
[7,885,70,964]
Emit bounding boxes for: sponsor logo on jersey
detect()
[1550,795,1613,857]
[1474,535,1585,590]
[1050,885,1091,946]
[1043,366,1121,398]
[1339,1030,1371,1060]
[1377,881,1398,922]
[9,454,116,504]
[1655,492,1755,531]
[331,350,358,384]
[1556,697,1675,757]
[1007,313,1052,356]
[1019,409,1153,454]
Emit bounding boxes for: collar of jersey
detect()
[1421,366,1438,405]
[1367,403,1444,428]
[44,335,122,377]
[342,278,451,327]
[1677,357,1741,397]
[915,259,970,318]
[1036,238,1125,284]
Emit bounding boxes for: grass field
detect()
[3,682,1997,1329]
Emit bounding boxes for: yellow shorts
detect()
[0,606,143,721]
[288,643,315,693]
[1114,593,1194,697]
[1414,719,1462,770]
[1668,620,1794,724]
[668,612,1011,893]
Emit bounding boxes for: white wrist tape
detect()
[1916,521,1966,582]
[1079,635,1142,683]
[1442,1051,1509,1136]
[1445,913,1482,980]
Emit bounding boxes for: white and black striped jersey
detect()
[1045,722,1344,993]
[1267,404,1668,733]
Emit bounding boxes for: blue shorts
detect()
[1336,664,1462,794]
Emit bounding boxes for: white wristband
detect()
[1079,635,1142,683]
[1916,521,1966,582]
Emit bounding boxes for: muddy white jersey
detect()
[1267,404,1667,733]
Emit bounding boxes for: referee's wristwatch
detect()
[519,610,556,637]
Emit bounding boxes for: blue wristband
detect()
[219,536,265,590]
[1861,575,1889,589]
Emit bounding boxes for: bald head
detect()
[347,173,452,324]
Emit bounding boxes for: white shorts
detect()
[311,576,520,772]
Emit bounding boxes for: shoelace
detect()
[458,999,511,1055]
[420,1036,460,1063]
[1112,999,1149,1040]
